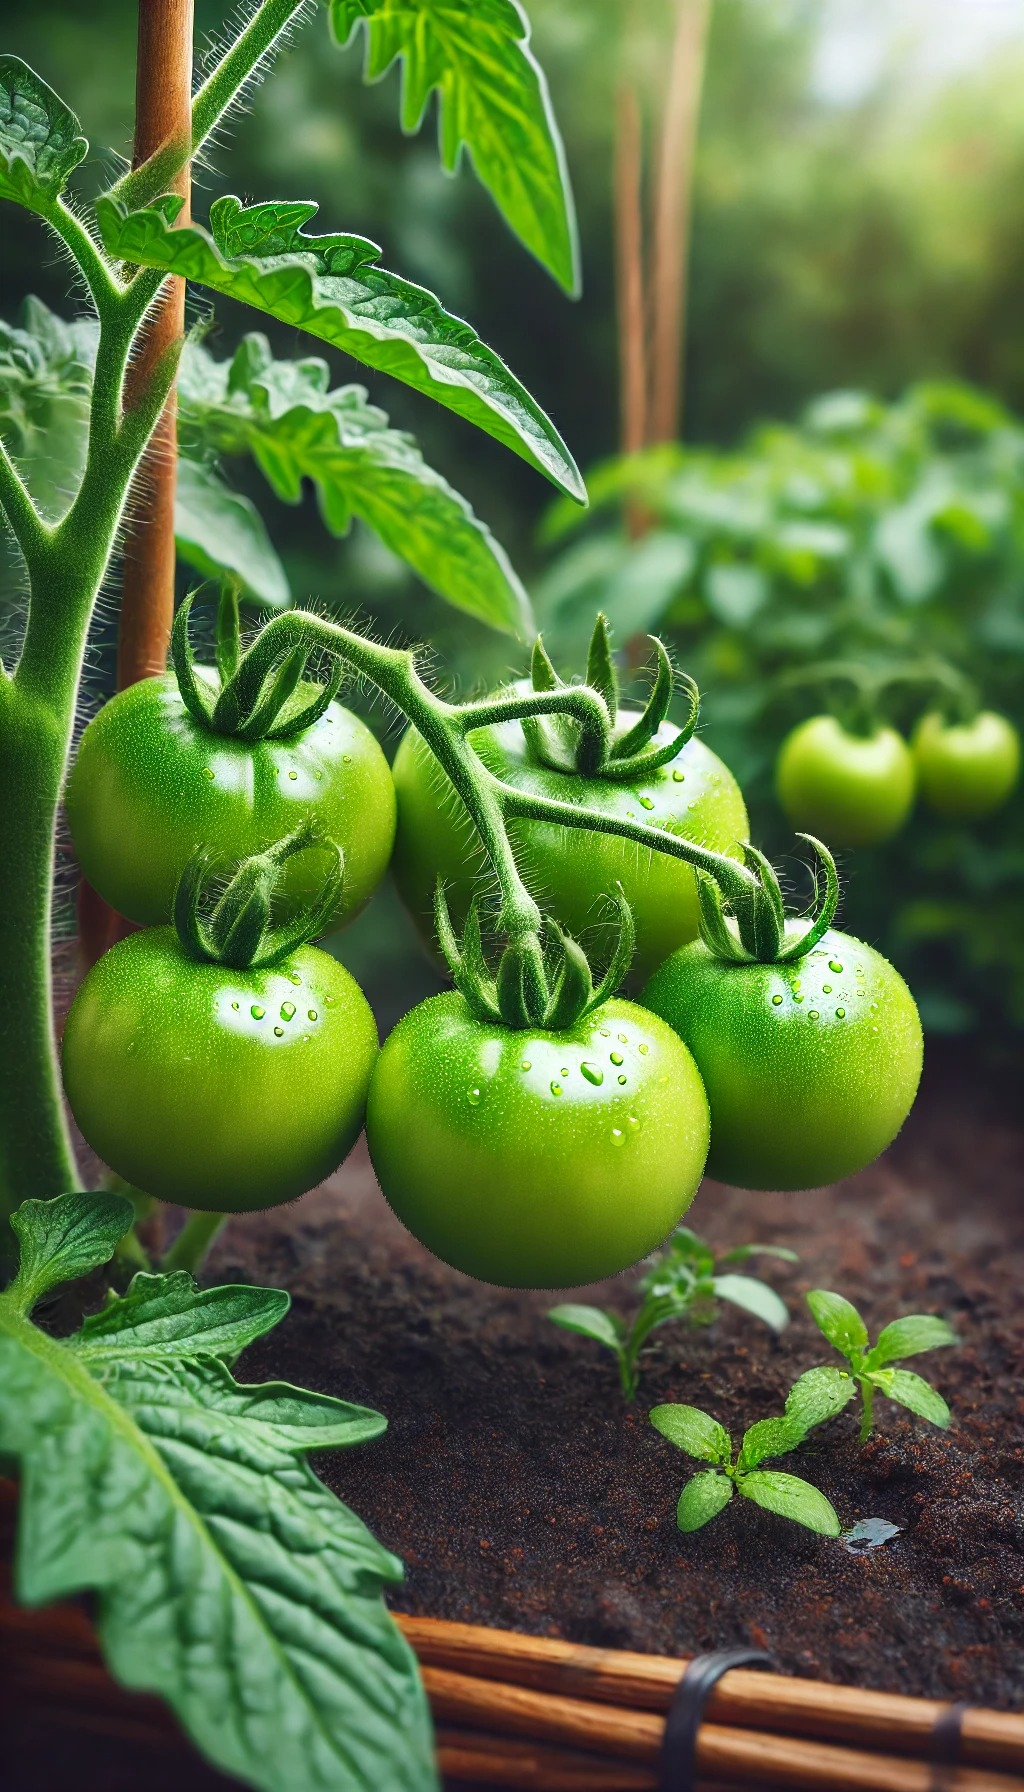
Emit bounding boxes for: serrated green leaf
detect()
[547,1303,624,1351]
[868,1367,951,1428]
[738,1470,841,1536]
[712,1273,790,1333]
[71,1270,291,1364]
[329,0,578,294]
[738,1415,800,1470]
[0,1298,437,1792]
[0,296,96,520]
[7,1192,133,1312]
[175,454,291,608]
[97,193,583,502]
[785,1365,856,1434]
[179,335,533,634]
[676,1471,733,1533]
[0,56,87,210]
[865,1314,958,1369]
[718,1243,799,1266]
[649,1403,732,1465]
[806,1288,868,1362]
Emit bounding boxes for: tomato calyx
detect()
[434,882,636,1030]
[522,614,699,783]
[174,822,343,969]
[694,834,841,965]
[172,584,344,742]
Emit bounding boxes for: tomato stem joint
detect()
[434,882,637,1030]
[172,584,344,743]
[695,834,841,965]
[174,823,344,969]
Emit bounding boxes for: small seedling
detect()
[805,1289,956,1442]
[548,1228,796,1399]
[649,1394,842,1536]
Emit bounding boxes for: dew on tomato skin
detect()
[771,994,783,1006]
[793,993,805,1003]
[639,796,654,811]
[231,1001,239,1010]
[829,961,843,974]
[687,801,698,811]
[822,984,832,994]
[610,1051,624,1066]
[611,1127,625,1145]
[287,770,298,781]
[672,769,685,782]
[343,754,351,764]
[809,1010,820,1020]
[638,1042,649,1055]
[626,1114,641,1132]
[561,1067,570,1077]
[598,1027,611,1038]
[617,1032,628,1043]
[273,1026,284,1037]
[836,1008,846,1018]
[550,1082,563,1097]
[617,1075,627,1086]
[202,767,215,780]
[251,1005,265,1020]
[467,1088,481,1105]
[308,1009,318,1021]
[521,1059,532,1071]
[280,1001,296,1020]
[580,1061,604,1086]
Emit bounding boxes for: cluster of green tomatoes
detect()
[61,610,925,1290]
[776,705,1020,849]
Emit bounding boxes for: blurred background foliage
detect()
[2,0,1023,1042]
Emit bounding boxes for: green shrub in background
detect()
[535,381,1024,1044]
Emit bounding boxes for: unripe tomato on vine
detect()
[912,709,1021,821]
[775,715,915,848]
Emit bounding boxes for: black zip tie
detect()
[657,1647,775,1792]
[929,1701,967,1791]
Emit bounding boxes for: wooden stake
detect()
[648,0,712,444]
[614,81,648,459]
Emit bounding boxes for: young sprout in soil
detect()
[548,1228,796,1400]
[650,1388,844,1536]
[805,1289,956,1443]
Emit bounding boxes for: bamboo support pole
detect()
[647,0,712,443]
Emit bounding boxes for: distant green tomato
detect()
[365,995,710,1287]
[66,670,395,929]
[62,929,377,1211]
[642,928,922,1191]
[775,716,915,847]
[392,703,748,980]
[912,710,1020,821]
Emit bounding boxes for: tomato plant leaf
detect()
[328,0,579,295]
[0,296,96,520]
[175,453,291,608]
[676,1470,733,1533]
[649,1403,732,1466]
[737,1415,800,1471]
[0,56,87,211]
[179,335,533,635]
[8,1192,133,1312]
[71,1269,291,1364]
[96,193,584,503]
[865,1314,957,1369]
[547,1303,625,1350]
[806,1288,868,1361]
[717,1242,799,1266]
[711,1273,789,1334]
[738,1470,841,1536]
[785,1365,856,1433]
[868,1367,951,1428]
[0,1194,438,1792]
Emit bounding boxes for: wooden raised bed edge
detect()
[2,1480,1022,1791]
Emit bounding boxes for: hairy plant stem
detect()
[162,1210,228,1274]
[859,1378,875,1445]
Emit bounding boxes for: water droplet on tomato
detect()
[467,1087,481,1105]
[611,1127,625,1145]
[308,1009,318,1021]
[289,973,302,986]
[836,1007,846,1018]
[617,1032,628,1044]
[617,1074,627,1086]
[273,1026,284,1037]
[521,1059,532,1071]
[822,984,832,994]
[231,1001,239,1011]
[561,1066,569,1077]
[639,796,654,811]
[808,1010,820,1020]
[288,770,298,781]
[314,770,322,781]
[580,1061,604,1085]
[343,754,352,764]
[672,769,684,783]
[793,994,805,1003]
[626,1114,641,1132]
[280,1001,296,1020]
[829,961,843,974]
[610,1051,624,1066]
[771,994,783,1006]
[251,1005,265,1020]
[638,1043,649,1055]
[202,767,214,780]
[550,1081,563,1097]
[598,1027,611,1038]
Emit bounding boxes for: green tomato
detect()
[66,670,395,928]
[391,705,748,981]
[912,710,1021,821]
[775,716,915,847]
[365,995,710,1287]
[62,930,377,1211]
[642,928,923,1191]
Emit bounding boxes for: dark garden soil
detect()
[5,1044,1024,1789]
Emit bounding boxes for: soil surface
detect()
[220,1044,1024,1707]
[5,1046,1023,1791]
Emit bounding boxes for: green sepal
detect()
[174,825,344,970]
[610,638,675,759]
[774,836,841,964]
[585,614,618,722]
[232,643,310,740]
[215,577,242,684]
[495,932,549,1028]
[693,868,747,962]
[171,593,218,730]
[542,926,594,1031]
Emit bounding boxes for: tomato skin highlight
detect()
[912,710,1021,821]
[642,928,923,1192]
[62,930,378,1211]
[365,994,710,1287]
[66,670,396,929]
[775,715,915,847]
[391,704,749,980]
